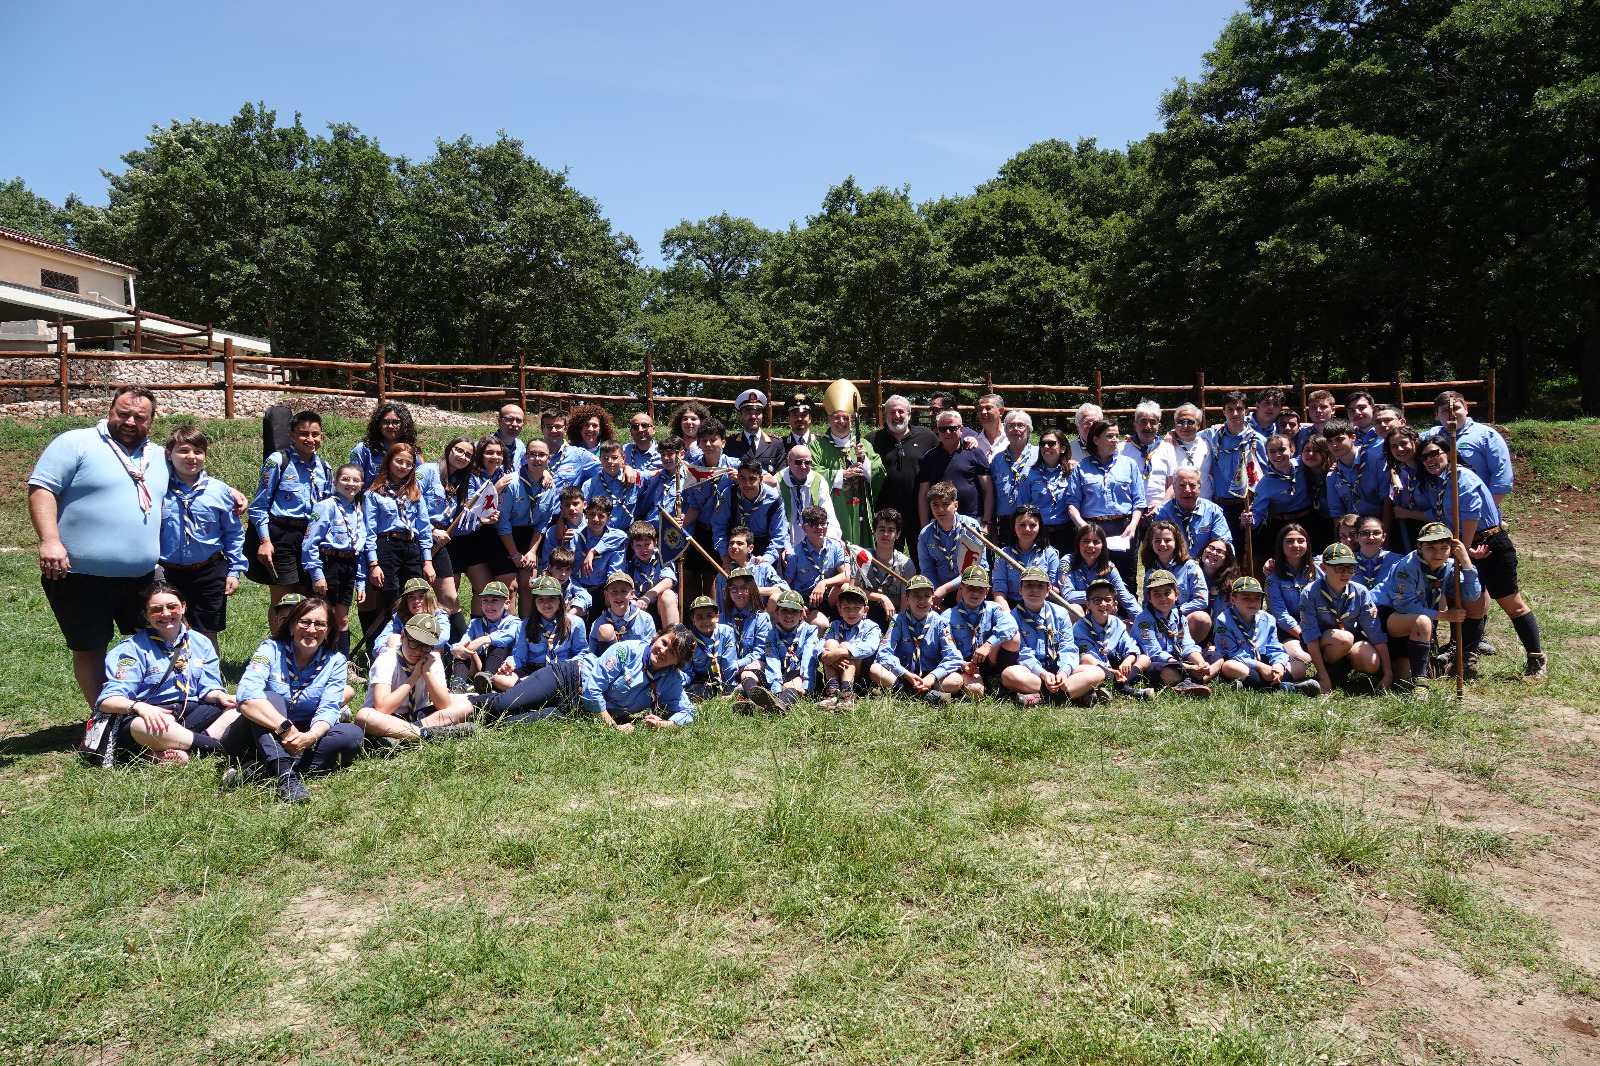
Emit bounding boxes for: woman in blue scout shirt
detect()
[1242,434,1311,568]
[489,576,588,693]
[991,505,1059,611]
[302,462,369,658]
[1300,543,1392,695]
[160,424,247,648]
[223,596,362,804]
[425,436,476,639]
[360,443,435,647]
[1375,522,1483,696]
[349,403,418,483]
[1064,419,1146,589]
[1263,523,1317,671]
[89,582,237,767]
[1017,427,1074,552]
[456,435,515,619]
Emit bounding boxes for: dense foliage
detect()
[5,0,1595,414]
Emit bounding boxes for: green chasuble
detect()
[810,431,883,548]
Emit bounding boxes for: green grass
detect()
[0,412,1596,1063]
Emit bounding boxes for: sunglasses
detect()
[147,603,183,615]
[938,426,963,434]
[1175,419,1198,427]
[791,459,813,466]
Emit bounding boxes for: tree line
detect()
[3,0,1595,416]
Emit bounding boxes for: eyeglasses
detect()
[147,603,182,615]
[380,418,402,426]
[1358,530,1386,538]
[1175,419,1198,427]
[296,620,329,631]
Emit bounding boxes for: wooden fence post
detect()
[643,348,655,422]
[517,347,528,411]
[872,365,883,425]
[376,343,386,403]
[1486,367,1497,426]
[1393,372,1405,411]
[132,309,143,354]
[56,316,68,414]
[223,338,235,418]
[1195,372,1206,416]
[1093,369,1103,409]
[1297,372,1307,416]
[762,361,773,428]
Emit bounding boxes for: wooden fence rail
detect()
[3,333,1498,428]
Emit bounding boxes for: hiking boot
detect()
[1172,679,1211,699]
[835,694,857,711]
[278,774,312,805]
[1477,638,1499,657]
[1015,692,1043,708]
[1116,683,1154,701]
[221,764,263,789]
[731,694,757,715]
[448,678,473,695]
[817,692,840,710]
[1292,678,1323,697]
[921,688,951,705]
[420,721,479,741]
[1524,651,1547,681]
[1409,678,1431,700]
[748,686,780,715]
[471,671,494,695]
[1462,652,1480,680]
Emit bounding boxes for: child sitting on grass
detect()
[682,595,738,700]
[1211,576,1322,696]
[589,572,658,656]
[1301,543,1392,695]
[1074,577,1154,701]
[721,567,772,683]
[943,565,1020,701]
[1001,567,1105,706]
[448,579,519,692]
[734,589,819,715]
[869,575,963,706]
[1131,570,1213,697]
[817,585,882,709]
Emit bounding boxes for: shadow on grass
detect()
[0,721,82,766]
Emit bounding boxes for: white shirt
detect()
[362,647,447,716]
[973,427,1005,463]
[1167,435,1214,501]
[1118,436,1177,508]
[781,471,841,546]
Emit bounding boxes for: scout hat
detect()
[401,576,432,597]
[775,589,806,611]
[837,584,867,603]
[1143,569,1177,591]
[275,592,305,611]
[481,580,511,600]
[529,575,562,596]
[1417,521,1453,543]
[1085,577,1116,595]
[725,566,755,584]
[1230,576,1265,596]
[1019,565,1051,585]
[905,575,935,593]
[604,572,635,588]
[403,612,441,645]
[959,565,991,588]
[1321,543,1357,566]
[689,595,718,613]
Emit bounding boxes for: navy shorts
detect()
[266,522,308,587]
[43,570,154,652]
[1474,531,1519,600]
[160,553,232,633]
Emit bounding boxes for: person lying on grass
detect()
[1300,542,1392,695]
[1131,569,1214,698]
[869,575,963,706]
[1001,567,1105,706]
[817,584,882,710]
[469,628,697,731]
[1210,577,1321,696]
[944,565,1019,702]
[491,575,588,693]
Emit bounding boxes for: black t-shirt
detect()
[916,445,989,519]
[870,426,939,519]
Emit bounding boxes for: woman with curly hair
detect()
[669,401,712,464]
[565,404,615,453]
[349,402,418,483]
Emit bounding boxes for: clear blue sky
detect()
[3,0,1243,265]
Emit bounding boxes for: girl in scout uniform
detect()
[90,581,237,767]
[362,443,435,644]
[1058,522,1139,621]
[1138,520,1210,644]
[1243,433,1311,567]
[721,567,773,682]
[992,505,1060,612]
[489,575,589,693]
[1383,426,1427,551]
[425,436,476,639]
[1350,514,1400,592]
[1263,523,1317,671]
[1300,542,1392,694]
[1017,427,1074,552]
[1000,566,1105,706]
[373,577,452,654]
[1295,433,1337,553]
[943,565,1020,701]
[302,461,369,657]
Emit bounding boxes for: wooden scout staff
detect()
[1447,415,1465,699]
[959,526,1075,611]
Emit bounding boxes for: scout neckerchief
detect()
[693,628,723,690]
[1002,446,1034,493]
[1420,562,1444,611]
[518,463,543,510]
[1210,425,1255,493]
[1355,549,1386,588]
[1333,449,1366,503]
[1171,505,1205,550]
[527,614,559,665]
[1129,437,1158,479]
[729,606,757,656]
[1220,607,1261,659]
[1151,606,1181,653]
[1172,436,1203,471]
[1069,561,1107,597]
[603,607,632,640]
[1277,564,1313,614]
[796,537,828,590]
[1320,580,1355,630]
[1262,461,1297,508]
[902,614,929,673]
[929,519,962,576]
[330,494,360,548]
[629,550,660,586]
[98,421,154,512]
[626,442,658,469]
[950,602,985,654]
[594,470,633,512]
[283,642,330,714]
[1034,462,1067,507]
[645,666,663,712]
[777,625,804,678]
[1082,614,1115,665]
[1015,604,1058,663]
[656,466,687,552]
[168,472,209,544]
[151,627,193,713]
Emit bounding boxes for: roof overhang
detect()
[0,281,271,354]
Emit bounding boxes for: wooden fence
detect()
[0,320,1498,427]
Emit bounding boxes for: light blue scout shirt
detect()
[498,472,559,534]
[763,620,822,689]
[538,516,585,569]
[782,536,847,596]
[1247,412,1278,461]
[1210,607,1289,667]
[1011,601,1078,676]
[724,605,772,674]
[683,623,739,689]
[547,442,601,491]
[1299,576,1386,646]
[624,549,675,595]
[589,603,657,656]
[29,425,169,577]
[877,611,963,682]
[944,600,1018,659]
[1154,558,1210,617]
[1250,462,1310,527]
[918,514,982,588]
[1265,565,1316,635]
[363,488,433,562]
[99,627,225,710]
[1064,453,1146,518]
[248,449,332,536]
[580,639,696,725]
[1152,497,1233,550]
[1353,546,1400,591]
[573,527,630,593]
[416,461,449,526]
[1326,441,1389,518]
[460,612,521,650]
[624,441,662,474]
[347,440,390,484]
[161,472,247,574]
[511,614,589,672]
[989,444,1038,524]
[824,616,883,662]
[713,561,787,605]
[1203,423,1262,501]
[1421,419,1513,496]
[1133,606,1201,665]
[583,469,642,530]
[236,639,348,729]
[991,542,1061,601]
[1058,562,1139,619]
[1017,462,1072,525]
[715,481,789,559]
[1415,467,1502,531]
[1374,552,1483,619]
[1072,613,1141,668]
[301,496,370,590]
[560,579,593,617]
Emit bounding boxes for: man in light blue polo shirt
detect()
[29,385,169,706]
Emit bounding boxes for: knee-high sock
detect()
[449,611,468,643]
[1389,634,1410,671]
[776,687,800,709]
[1462,616,1486,655]
[1512,612,1542,653]
[337,628,351,658]
[1409,639,1430,678]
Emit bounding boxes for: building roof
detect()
[0,225,140,277]
[0,280,271,354]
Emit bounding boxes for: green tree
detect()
[0,178,72,244]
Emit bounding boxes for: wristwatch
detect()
[273,719,293,738]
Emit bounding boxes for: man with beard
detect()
[870,395,939,551]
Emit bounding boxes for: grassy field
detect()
[0,412,1597,1065]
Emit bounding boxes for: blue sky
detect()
[3,0,1243,265]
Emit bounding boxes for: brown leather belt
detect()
[162,552,222,571]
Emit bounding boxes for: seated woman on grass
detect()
[89,581,238,767]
